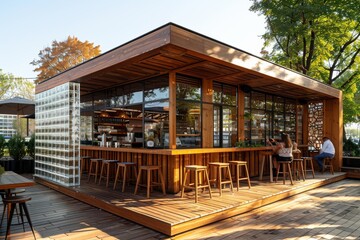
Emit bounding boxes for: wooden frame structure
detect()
[35,23,343,191]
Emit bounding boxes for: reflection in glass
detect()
[144,101,169,148]
[176,101,201,148]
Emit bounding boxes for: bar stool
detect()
[301,157,315,178]
[98,160,118,187]
[80,156,91,178]
[323,157,334,174]
[229,161,251,190]
[134,165,166,198]
[208,162,233,196]
[2,195,36,240]
[87,158,103,183]
[292,158,305,181]
[181,165,212,203]
[0,188,26,227]
[259,151,274,182]
[113,162,138,192]
[276,160,294,185]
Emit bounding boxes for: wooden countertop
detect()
[81,145,272,156]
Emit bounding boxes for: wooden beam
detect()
[169,72,177,149]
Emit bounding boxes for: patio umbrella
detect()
[0,97,35,136]
[0,96,35,115]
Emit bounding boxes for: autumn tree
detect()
[31,36,101,83]
[250,0,360,124]
[0,69,34,99]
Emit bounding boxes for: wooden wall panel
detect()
[202,78,213,148]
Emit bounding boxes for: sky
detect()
[0,0,266,79]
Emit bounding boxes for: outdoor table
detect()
[0,171,35,197]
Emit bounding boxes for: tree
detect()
[250,0,360,124]
[31,36,101,83]
[0,69,34,99]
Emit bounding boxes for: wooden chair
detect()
[2,196,36,240]
[208,162,233,196]
[98,160,118,187]
[134,165,166,198]
[276,160,294,185]
[292,158,305,181]
[181,165,212,203]
[301,157,315,178]
[259,151,274,182]
[229,160,251,190]
[87,158,103,183]
[323,157,334,174]
[113,162,138,192]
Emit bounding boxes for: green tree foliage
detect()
[0,69,34,99]
[250,0,360,124]
[8,134,26,161]
[0,135,6,158]
[31,36,101,83]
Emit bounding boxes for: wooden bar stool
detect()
[301,157,315,178]
[113,162,138,192]
[208,162,233,196]
[276,160,294,185]
[292,158,305,181]
[87,158,103,183]
[134,165,166,198]
[229,160,251,190]
[323,157,334,174]
[181,165,212,203]
[98,160,118,187]
[80,156,91,178]
[2,195,36,240]
[259,151,274,182]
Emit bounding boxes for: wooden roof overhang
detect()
[35,23,341,101]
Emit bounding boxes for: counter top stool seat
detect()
[87,158,103,183]
[292,158,305,181]
[80,156,92,178]
[208,162,233,196]
[2,195,36,240]
[134,165,166,198]
[229,161,251,190]
[98,160,118,187]
[0,188,26,227]
[113,162,138,192]
[259,151,274,182]
[181,165,212,203]
[323,157,334,175]
[276,160,294,185]
[301,157,315,178]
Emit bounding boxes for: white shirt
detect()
[320,139,335,154]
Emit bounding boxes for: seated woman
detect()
[274,133,293,162]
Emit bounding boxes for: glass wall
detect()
[244,91,300,145]
[213,82,237,147]
[35,82,80,186]
[176,75,201,148]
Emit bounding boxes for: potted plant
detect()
[27,134,35,159]
[7,134,26,173]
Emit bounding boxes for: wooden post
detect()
[169,72,177,149]
[238,88,245,142]
[202,78,213,148]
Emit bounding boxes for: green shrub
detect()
[0,135,5,158]
[343,138,360,156]
[27,134,35,159]
[8,134,26,161]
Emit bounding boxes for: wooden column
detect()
[323,96,343,171]
[169,72,177,149]
[202,78,213,148]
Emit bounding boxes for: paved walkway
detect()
[1,178,360,239]
[170,179,360,240]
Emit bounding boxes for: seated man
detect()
[313,137,335,171]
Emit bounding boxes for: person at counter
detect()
[313,137,335,171]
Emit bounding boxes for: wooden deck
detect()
[33,171,346,236]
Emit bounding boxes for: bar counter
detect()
[81,145,273,193]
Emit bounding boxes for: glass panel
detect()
[176,101,201,148]
[123,82,143,104]
[222,84,237,106]
[222,106,237,147]
[144,75,169,102]
[213,105,221,147]
[251,92,265,110]
[144,101,169,148]
[213,82,222,104]
[176,75,201,101]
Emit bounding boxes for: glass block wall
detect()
[35,82,80,186]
